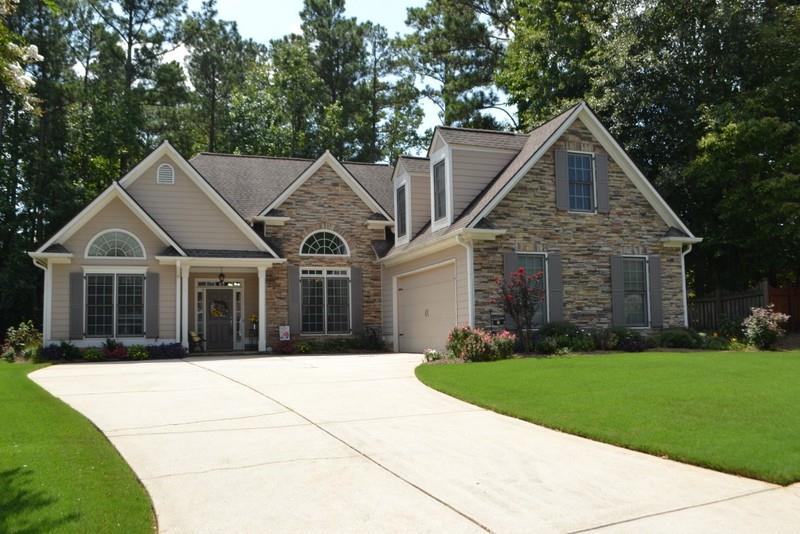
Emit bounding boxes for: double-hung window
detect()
[568,152,594,211]
[396,185,407,238]
[517,254,548,327]
[433,160,446,221]
[300,268,350,334]
[86,273,145,337]
[622,257,649,326]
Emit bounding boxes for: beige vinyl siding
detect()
[126,155,257,251]
[51,197,177,340]
[451,148,516,218]
[409,173,430,236]
[381,243,469,346]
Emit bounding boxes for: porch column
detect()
[175,261,181,343]
[181,264,190,349]
[43,259,52,342]
[258,265,267,352]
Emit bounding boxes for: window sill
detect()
[300,332,353,337]
[567,210,598,215]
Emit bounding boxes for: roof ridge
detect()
[342,161,391,167]
[194,151,391,167]
[195,152,315,162]
[398,155,429,160]
[437,125,527,136]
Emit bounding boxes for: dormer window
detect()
[396,185,407,238]
[156,163,175,185]
[433,160,446,221]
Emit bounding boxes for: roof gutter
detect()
[381,228,505,267]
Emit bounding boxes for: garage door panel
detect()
[397,264,456,353]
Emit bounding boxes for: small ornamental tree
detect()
[494,267,545,352]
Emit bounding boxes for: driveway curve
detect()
[32,354,800,533]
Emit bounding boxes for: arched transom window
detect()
[87,230,145,258]
[300,231,349,256]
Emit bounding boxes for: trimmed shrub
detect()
[590,328,618,351]
[147,343,187,359]
[295,341,311,354]
[102,339,128,359]
[534,336,560,355]
[355,327,385,351]
[275,340,295,354]
[83,347,103,361]
[60,341,81,361]
[128,344,149,360]
[538,321,581,338]
[423,348,444,362]
[36,344,63,362]
[742,305,790,350]
[657,328,703,349]
[701,334,731,351]
[492,330,516,359]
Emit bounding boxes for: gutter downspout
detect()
[456,235,475,327]
[681,244,693,327]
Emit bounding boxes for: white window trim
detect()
[621,254,651,328]
[83,270,148,339]
[194,278,246,351]
[84,228,147,260]
[299,266,352,336]
[430,148,452,232]
[156,163,175,185]
[517,252,550,325]
[395,176,410,246]
[566,150,598,215]
[299,229,351,257]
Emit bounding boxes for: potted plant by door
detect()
[246,314,259,351]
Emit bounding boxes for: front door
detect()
[206,288,234,351]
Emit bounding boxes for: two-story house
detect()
[29,102,700,353]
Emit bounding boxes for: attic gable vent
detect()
[156,163,175,185]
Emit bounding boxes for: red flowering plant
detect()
[493,267,545,352]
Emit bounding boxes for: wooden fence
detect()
[688,282,768,332]
[689,281,799,332]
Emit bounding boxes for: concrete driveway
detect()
[31,354,800,533]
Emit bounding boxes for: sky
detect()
[176,0,513,134]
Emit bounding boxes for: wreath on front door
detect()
[210,300,229,318]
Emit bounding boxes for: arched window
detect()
[86,230,145,258]
[156,163,175,184]
[300,231,349,256]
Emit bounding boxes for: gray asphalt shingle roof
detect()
[384,103,582,259]
[435,127,530,152]
[397,155,430,175]
[189,153,394,219]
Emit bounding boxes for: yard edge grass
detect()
[1,363,157,533]
[415,352,800,486]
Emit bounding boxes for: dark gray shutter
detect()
[547,253,563,322]
[69,272,84,339]
[503,252,519,329]
[145,272,159,338]
[555,149,569,210]
[595,153,609,213]
[610,256,625,326]
[287,265,301,335]
[351,266,363,334]
[648,255,663,328]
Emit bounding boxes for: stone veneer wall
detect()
[264,163,386,346]
[473,119,686,331]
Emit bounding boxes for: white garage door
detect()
[397,263,456,353]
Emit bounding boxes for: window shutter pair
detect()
[610,255,662,327]
[287,265,363,335]
[554,149,609,213]
[68,271,160,338]
[502,252,563,328]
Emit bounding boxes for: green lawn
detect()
[416,351,800,485]
[0,363,155,533]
